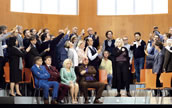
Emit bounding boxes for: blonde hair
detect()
[64,40,71,48]
[63,59,73,68]
[115,38,124,47]
[77,40,85,48]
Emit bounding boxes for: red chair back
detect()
[99,69,108,84]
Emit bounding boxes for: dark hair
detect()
[41,33,48,42]
[103,50,110,57]
[34,56,42,64]
[8,37,17,47]
[44,56,52,61]
[105,31,113,38]
[134,32,141,36]
[23,29,29,36]
[30,36,36,42]
[155,41,163,50]
[0,25,7,34]
[43,28,49,33]
[30,29,35,33]
[154,26,159,30]
[165,33,172,39]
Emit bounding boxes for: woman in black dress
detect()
[113,38,131,97]
[8,37,30,96]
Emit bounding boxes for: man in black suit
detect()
[84,27,99,50]
[23,29,31,49]
[25,36,49,68]
[39,30,68,66]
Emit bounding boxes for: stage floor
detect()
[0,89,171,104]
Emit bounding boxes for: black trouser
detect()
[0,57,5,88]
[154,73,162,95]
[116,61,130,93]
[80,81,105,100]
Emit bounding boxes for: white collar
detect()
[165,46,172,53]
[36,64,41,69]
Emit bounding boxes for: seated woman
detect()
[60,59,79,104]
[78,57,105,104]
[100,51,113,89]
[31,56,59,104]
[44,56,70,103]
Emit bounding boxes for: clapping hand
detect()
[144,50,148,56]
[98,46,102,54]
[81,70,86,75]
[44,48,50,52]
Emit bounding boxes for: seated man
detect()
[44,56,70,103]
[78,57,105,104]
[31,56,59,104]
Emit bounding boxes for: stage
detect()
[0,85,171,104]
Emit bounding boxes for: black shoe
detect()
[16,94,22,96]
[51,100,58,104]
[127,92,132,97]
[115,93,121,97]
[57,100,64,104]
[9,94,15,97]
[94,99,103,104]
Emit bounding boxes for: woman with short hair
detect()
[60,59,79,104]
[112,38,131,97]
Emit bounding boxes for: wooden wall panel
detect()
[0,0,171,44]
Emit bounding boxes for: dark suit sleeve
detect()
[93,36,99,49]
[51,33,64,46]
[13,47,25,57]
[130,44,136,50]
[163,50,170,71]
[31,66,50,79]
[156,53,164,74]
[138,41,146,50]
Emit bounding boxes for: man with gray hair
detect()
[84,27,99,50]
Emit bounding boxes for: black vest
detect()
[105,39,115,56]
[88,47,99,66]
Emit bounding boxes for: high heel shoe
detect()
[16,94,22,96]
[9,94,15,96]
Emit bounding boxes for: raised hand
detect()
[67,30,70,35]
[80,29,85,36]
[10,26,18,33]
[64,26,69,34]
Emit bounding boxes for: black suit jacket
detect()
[25,44,46,68]
[39,33,64,65]
[84,35,99,49]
